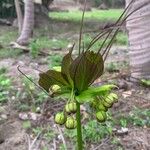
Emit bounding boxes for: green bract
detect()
[76,84,116,103]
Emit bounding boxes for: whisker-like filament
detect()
[86,29,111,51]
[78,0,86,55]
[17,66,49,96]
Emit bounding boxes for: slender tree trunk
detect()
[17,0,34,45]
[14,0,23,33]
[126,0,150,80]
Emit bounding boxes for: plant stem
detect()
[76,101,83,150]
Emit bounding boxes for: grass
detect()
[118,108,150,127]
[30,37,69,51]
[0,68,12,103]
[0,26,21,58]
[64,119,113,146]
[0,9,126,59]
[49,9,123,23]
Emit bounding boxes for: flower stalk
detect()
[76,101,83,150]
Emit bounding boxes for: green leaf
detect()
[70,51,104,92]
[38,70,69,92]
[76,84,116,103]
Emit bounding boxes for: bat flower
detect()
[38,48,104,98]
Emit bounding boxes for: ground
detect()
[0,9,150,150]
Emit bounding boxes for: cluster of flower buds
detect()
[91,93,118,122]
[54,102,77,129]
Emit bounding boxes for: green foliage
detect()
[16,76,48,111]
[0,67,7,74]
[44,131,55,142]
[141,79,150,87]
[32,126,55,142]
[0,27,20,59]
[76,84,116,103]
[48,54,63,68]
[83,32,127,52]
[119,118,127,127]
[118,108,150,127]
[115,32,128,45]
[59,144,67,150]
[22,121,31,129]
[29,41,40,58]
[49,9,123,23]
[106,61,129,72]
[65,119,113,143]
[0,69,11,103]
[106,62,119,72]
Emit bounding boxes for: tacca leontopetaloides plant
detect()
[38,0,143,149]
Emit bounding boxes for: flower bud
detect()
[108,93,118,103]
[65,102,77,113]
[104,96,114,105]
[98,103,108,112]
[102,100,113,108]
[96,111,107,122]
[54,112,66,125]
[51,85,60,92]
[65,117,77,129]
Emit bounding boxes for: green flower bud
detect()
[51,85,60,92]
[108,93,118,103]
[54,112,66,125]
[105,96,114,105]
[96,111,107,122]
[102,100,113,108]
[65,102,77,113]
[65,117,77,129]
[98,103,108,112]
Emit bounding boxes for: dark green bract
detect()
[38,49,104,95]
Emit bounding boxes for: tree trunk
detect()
[14,0,23,33]
[126,0,150,80]
[17,0,34,45]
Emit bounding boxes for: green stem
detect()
[76,101,83,150]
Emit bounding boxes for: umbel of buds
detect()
[90,92,118,122]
